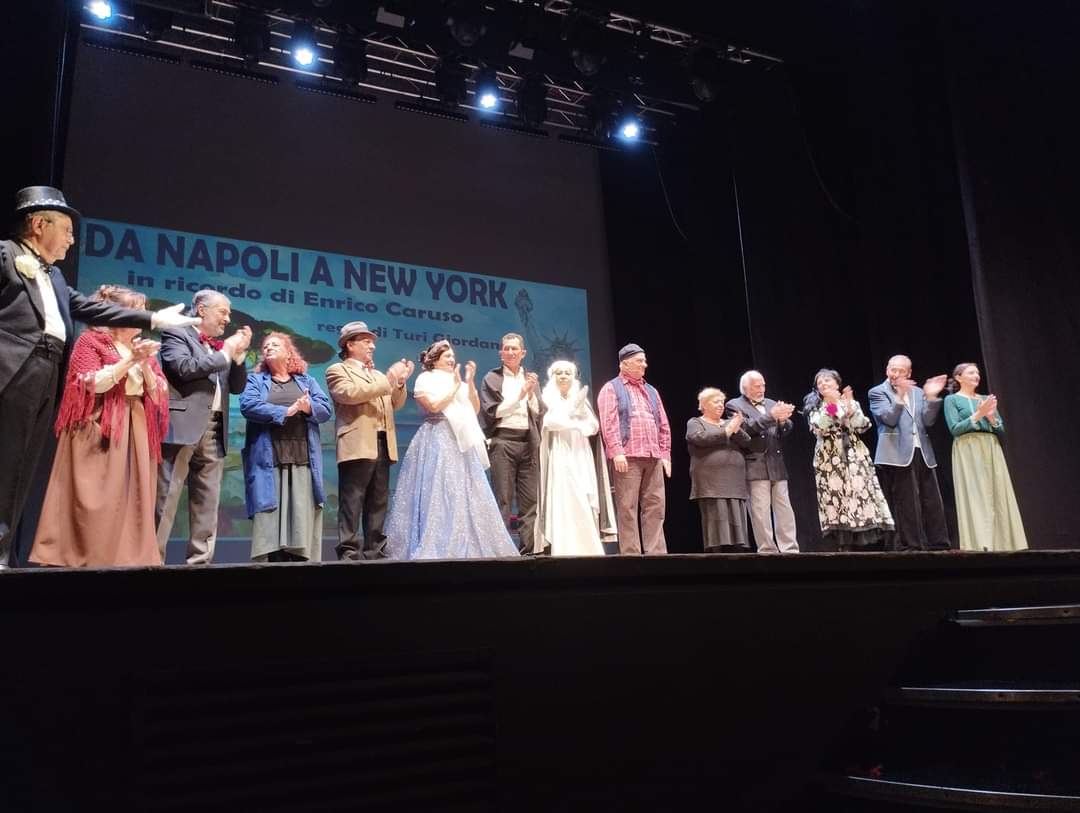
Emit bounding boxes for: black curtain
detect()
[599,1,989,551]
[944,2,1080,549]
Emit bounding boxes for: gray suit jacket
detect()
[867,380,941,468]
[159,325,247,448]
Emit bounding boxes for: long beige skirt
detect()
[31,397,162,567]
[952,432,1028,552]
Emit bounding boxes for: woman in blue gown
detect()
[384,340,520,560]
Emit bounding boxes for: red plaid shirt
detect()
[597,374,671,460]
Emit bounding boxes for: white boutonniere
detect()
[14,253,42,281]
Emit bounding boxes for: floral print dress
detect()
[808,400,895,536]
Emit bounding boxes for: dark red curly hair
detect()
[254,331,308,375]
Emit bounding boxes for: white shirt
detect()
[495,366,537,430]
[18,244,67,342]
[202,339,226,413]
[893,387,922,449]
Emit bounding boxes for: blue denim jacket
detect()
[239,371,332,517]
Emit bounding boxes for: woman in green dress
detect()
[943,362,1027,552]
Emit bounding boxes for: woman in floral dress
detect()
[803,369,894,551]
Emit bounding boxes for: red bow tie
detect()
[199,333,224,351]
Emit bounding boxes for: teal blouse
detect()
[943,393,1005,438]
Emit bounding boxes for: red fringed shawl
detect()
[54,330,170,463]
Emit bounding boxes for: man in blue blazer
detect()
[0,186,199,568]
[155,290,251,564]
[867,355,950,551]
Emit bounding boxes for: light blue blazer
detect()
[867,380,942,468]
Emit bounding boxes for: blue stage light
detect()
[88,1,112,20]
[473,66,500,112]
[619,120,640,140]
[291,22,318,68]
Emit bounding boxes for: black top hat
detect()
[14,186,81,221]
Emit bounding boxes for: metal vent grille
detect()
[132,654,495,812]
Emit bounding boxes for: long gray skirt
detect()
[251,464,323,562]
[697,498,749,551]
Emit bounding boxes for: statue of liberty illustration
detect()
[513,289,587,383]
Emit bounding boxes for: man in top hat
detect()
[0,185,199,568]
[325,321,414,560]
[596,343,672,555]
[478,333,545,555]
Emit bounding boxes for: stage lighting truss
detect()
[78,0,782,146]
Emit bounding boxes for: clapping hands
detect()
[131,336,160,362]
[286,388,312,417]
[974,394,999,422]
[923,374,948,399]
[223,326,253,360]
[771,401,796,421]
[725,410,744,436]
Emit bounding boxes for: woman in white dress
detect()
[383,340,519,560]
[535,360,616,555]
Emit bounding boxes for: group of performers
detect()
[0,186,1027,569]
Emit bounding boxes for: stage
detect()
[3,549,1079,811]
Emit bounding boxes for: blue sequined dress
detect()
[384,413,520,560]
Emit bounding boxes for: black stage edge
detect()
[3,551,1080,812]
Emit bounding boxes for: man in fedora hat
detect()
[325,321,414,560]
[0,185,199,568]
[596,343,672,555]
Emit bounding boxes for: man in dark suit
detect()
[478,333,545,555]
[726,370,800,554]
[0,186,198,568]
[868,354,951,551]
[155,290,251,565]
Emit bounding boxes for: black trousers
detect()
[488,433,539,554]
[877,449,951,551]
[0,339,62,566]
[336,433,391,561]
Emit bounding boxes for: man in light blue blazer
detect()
[867,355,950,551]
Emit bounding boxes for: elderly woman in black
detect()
[687,387,752,552]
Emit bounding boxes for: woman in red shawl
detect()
[30,285,169,567]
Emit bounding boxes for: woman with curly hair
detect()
[240,332,332,563]
[384,340,519,560]
[30,285,169,567]
[804,368,894,551]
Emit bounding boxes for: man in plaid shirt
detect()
[596,343,671,555]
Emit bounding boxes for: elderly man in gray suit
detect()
[726,370,800,554]
[867,355,950,551]
[155,290,251,564]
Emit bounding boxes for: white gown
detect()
[536,392,610,556]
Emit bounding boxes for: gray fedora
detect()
[14,186,80,221]
[338,320,377,348]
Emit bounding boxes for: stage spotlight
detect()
[88,1,112,20]
[134,4,173,41]
[234,11,270,66]
[618,118,641,140]
[434,57,468,106]
[688,45,722,103]
[291,21,318,68]
[473,66,499,111]
[447,1,486,48]
[334,33,368,85]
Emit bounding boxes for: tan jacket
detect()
[325,359,408,462]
